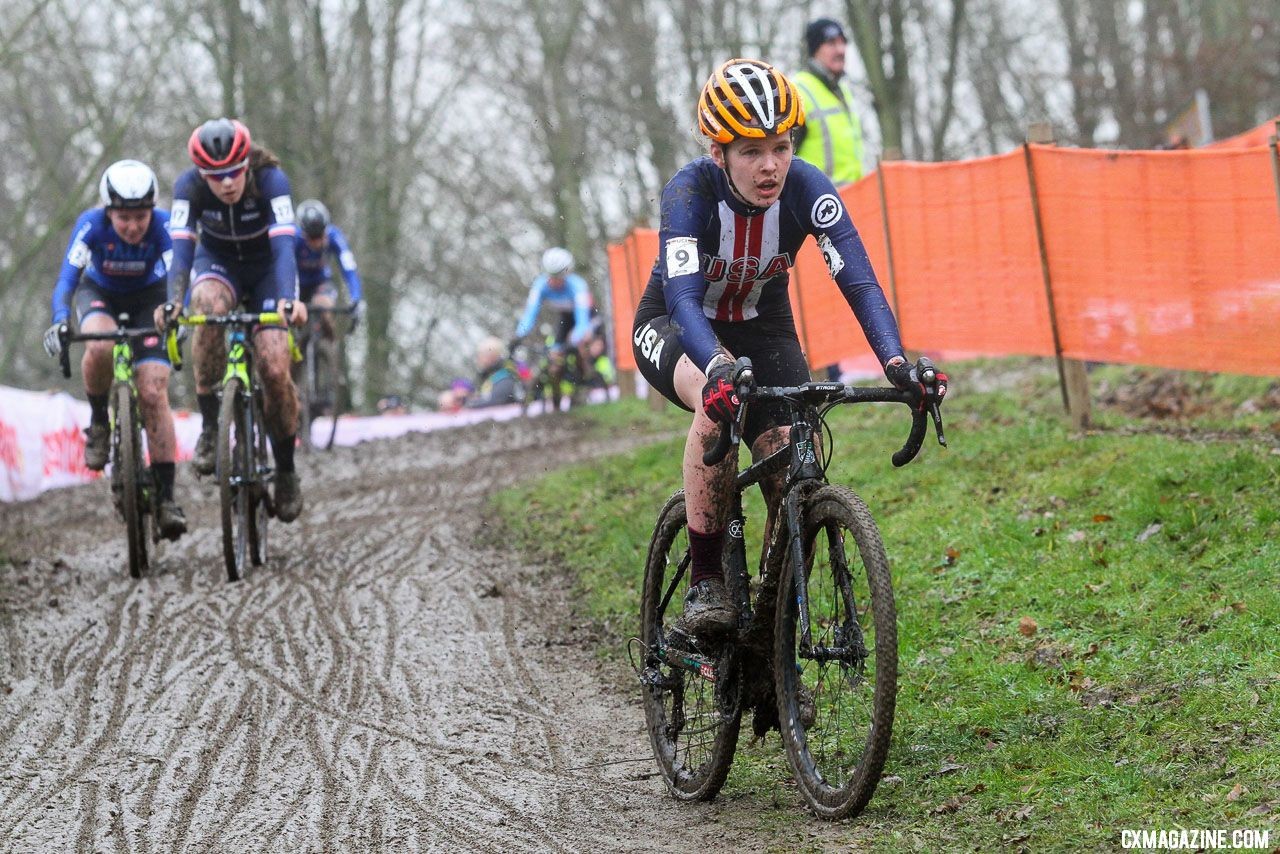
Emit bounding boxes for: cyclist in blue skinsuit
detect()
[515,247,599,396]
[41,159,187,540]
[293,199,362,416]
[294,199,363,326]
[631,59,948,637]
[153,118,307,522]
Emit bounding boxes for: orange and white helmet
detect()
[697,58,805,145]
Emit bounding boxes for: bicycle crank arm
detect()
[656,644,719,682]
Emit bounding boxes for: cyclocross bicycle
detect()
[57,314,164,579]
[168,306,297,581]
[634,356,946,819]
[513,332,584,414]
[295,303,354,451]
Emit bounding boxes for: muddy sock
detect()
[152,462,176,501]
[87,392,110,426]
[687,526,725,587]
[197,393,219,432]
[272,434,296,473]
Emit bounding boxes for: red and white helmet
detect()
[188,118,252,172]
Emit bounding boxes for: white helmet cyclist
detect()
[541,246,574,277]
[99,159,158,209]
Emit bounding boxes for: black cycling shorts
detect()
[631,310,810,447]
[74,280,169,365]
[192,245,288,327]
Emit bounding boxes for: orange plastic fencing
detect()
[1029,144,1280,372]
[1205,116,1278,150]
[608,139,1280,377]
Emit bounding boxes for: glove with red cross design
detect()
[701,359,740,425]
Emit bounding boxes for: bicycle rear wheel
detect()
[314,336,341,450]
[217,379,253,581]
[114,384,148,579]
[774,484,897,820]
[248,390,270,566]
[295,333,315,453]
[639,491,740,801]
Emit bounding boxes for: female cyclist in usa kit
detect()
[631,59,948,637]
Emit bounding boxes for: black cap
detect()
[806,18,847,56]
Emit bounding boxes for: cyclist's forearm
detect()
[343,269,362,303]
[168,269,191,310]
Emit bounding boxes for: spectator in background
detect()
[466,336,522,409]
[793,18,865,186]
[795,18,867,381]
[376,394,408,416]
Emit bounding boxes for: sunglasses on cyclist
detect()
[198,160,249,180]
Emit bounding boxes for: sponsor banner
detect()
[0,385,203,503]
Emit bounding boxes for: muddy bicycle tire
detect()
[217,379,253,581]
[774,484,897,819]
[114,384,148,579]
[295,337,314,453]
[248,390,270,567]
[639,491,740,801]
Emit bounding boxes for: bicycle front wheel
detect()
[217,379,253,581]
[639,491,740,801]
[774,484,897,820]
[114,384,148,579]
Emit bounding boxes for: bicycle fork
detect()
[785,420,825,658]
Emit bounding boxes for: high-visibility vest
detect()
[793,70,864,185]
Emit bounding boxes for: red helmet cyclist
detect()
[187,118,252,173]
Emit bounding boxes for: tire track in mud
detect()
[0,414,779,852]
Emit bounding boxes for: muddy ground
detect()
[0,415,828,853]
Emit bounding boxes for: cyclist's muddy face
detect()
[204,170,248,205]
[106,208,152,245]
[712,132,793,208]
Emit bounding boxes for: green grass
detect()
[494,359,1280,848]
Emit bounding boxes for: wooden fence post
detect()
[1024,122,1091,430]
[1270,121,1280,223]
[876,150,903,341]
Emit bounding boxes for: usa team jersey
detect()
[515,272,594,344]
[168,165,298,302]
[639,155,902,372]
[51,208,172,324]
[294,224,362,300]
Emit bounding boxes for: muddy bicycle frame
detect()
[652,368,940,681]
[167,309,298,580]
[58,313,163,577]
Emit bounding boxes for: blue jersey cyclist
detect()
[41,160,187,540]
[515,247,601,398]
[631,58,948,638]
[153,118,307,523]
[294,199,363,331]
[293,199,362,417]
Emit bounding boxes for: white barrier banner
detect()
[2,385,617,503]
[0,385,204,503]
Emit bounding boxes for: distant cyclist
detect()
[514,247,597,389]
[153,118,307,523]
[294,199,363,333]
[294,199,362,416]
[43,159,187,539]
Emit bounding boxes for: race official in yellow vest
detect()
[793,18,865,186]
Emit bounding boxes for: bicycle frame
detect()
[656,372,940,679]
